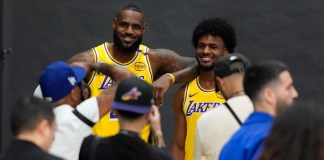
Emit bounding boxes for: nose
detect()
[125,26,134,35]
[292,86,298,98]
[202,46,211,54]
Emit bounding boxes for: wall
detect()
[2,0,324,151]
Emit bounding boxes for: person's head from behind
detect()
[113,4,146,53]
[11,96,56,151]
[111,77,153,125]
[192,18,237,71]
[214,53,250,99]
[260,102,324,160]
[244,61,298,115]
[39,61,90,107]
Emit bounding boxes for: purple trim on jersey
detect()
[144,48,154,82]
[105,43,139,66]
[111,101,151,114]
[88,48,98,86]
[195,78,215,93]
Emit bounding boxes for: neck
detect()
[16,133,46,151]
[231,90,245,98]
[110,43,137,63]
[54,98,76,109]
[224,74,245,99]
[119,119,147,134]
[198,70,215,90]
[254,103,276,116]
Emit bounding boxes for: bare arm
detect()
[92,62,133,118]
[150,49,198,106]
[68,49,95,82]
[149,48,195,76]
[171,85,187,160]
[153,65,198,106]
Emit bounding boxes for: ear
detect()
[142,23,147,33]
[223,48,229,55]
[70,87,80,102]
[112,18,117,29]
[263,88,275,105]
[36,119,50,136]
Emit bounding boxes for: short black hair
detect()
[11,96,55,136]
[244,61,288,102]
[192,18,237,53]
[116,4,145,22]
[116,110,143,120]
[120,4,143,13]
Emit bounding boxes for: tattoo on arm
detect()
[154,49,195,73]
[68,49,94,64]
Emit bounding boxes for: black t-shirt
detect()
[79,134,173,160]
[0,140,63,160]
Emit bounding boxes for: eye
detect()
[197,44,205,49]
[210,45,219,50]
[132,24,141,30]
[119,22,128,28]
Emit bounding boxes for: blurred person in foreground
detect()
[79,77,173,160]
[260,102,324,160]
[219,60,298,160]
[39,61,132,160]
[0,96,62,160]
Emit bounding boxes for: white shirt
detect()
[194,95,254,160]
[49,97,99,160]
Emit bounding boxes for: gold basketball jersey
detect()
[89,42,153,141]
[182,77,225,160]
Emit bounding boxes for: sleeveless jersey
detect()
[89,42,153,141]
[182,77,225,160]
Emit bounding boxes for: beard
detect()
[113,31,142,53]
[275,98,294,114]
[196,56,215,71]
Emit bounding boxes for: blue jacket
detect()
[219,111,273,160]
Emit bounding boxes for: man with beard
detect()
[67,4,196,140]
[219,61,298,160]
[171,18,237,160]
[38,61,132,160]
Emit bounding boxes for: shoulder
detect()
[79,135,96,160]
[199,104,226,122]
[76,97,99,121]
[227,96,253,106]
[47,154,64,160]
[148,146,173,160]
[174,84,188,98]
[147,48,181,60]
[77,97,98,111]
[54,104,73,115]
[68,48,95,64]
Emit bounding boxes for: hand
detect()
[149,105,162,135]
[149,105,166,148]
[152,74,173,107]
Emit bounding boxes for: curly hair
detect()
[192,18,236,53]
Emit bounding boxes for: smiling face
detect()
[195,34,228,71]
[112,10,146,53]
